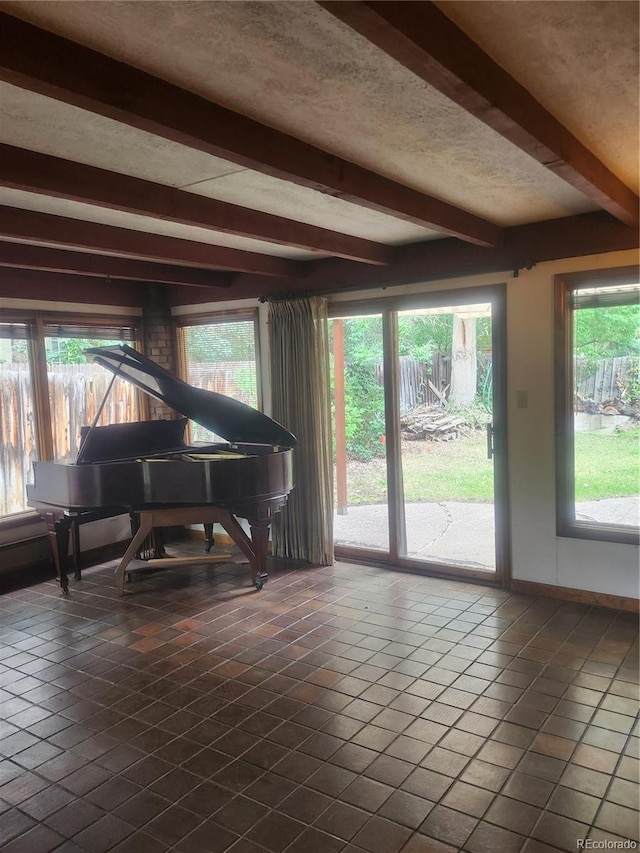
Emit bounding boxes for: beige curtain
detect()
[269,296,334,565]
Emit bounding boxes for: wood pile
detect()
[575,395,638,416]
[401,404,464,441]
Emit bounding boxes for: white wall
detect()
[506,252,639,598]
[179,249,640,600]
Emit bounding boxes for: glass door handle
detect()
[486,424,494,459]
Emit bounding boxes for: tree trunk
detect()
[449,315,477,404]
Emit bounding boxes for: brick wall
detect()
[142,284,176,421]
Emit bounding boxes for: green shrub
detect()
[343,360,386,461]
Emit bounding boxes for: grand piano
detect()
[27,344,296,594]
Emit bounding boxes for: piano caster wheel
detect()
[255,572,268,591]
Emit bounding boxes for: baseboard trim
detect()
[511,579,639,613]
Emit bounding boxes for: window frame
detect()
[554,266,640,545]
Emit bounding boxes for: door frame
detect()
[331,282,511,588]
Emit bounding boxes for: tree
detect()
[449,315,477,404]
[574,304,640,359]
[397,314,451,361]
[331,317,385,461]
[185,322,256,362]
[46,338,117,364]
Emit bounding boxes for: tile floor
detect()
[0,551,638,853]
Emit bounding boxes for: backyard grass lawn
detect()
[574,429,640,501]
[343,429,640,504]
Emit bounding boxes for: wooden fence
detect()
[187,361,257,406]
[0,364,37,516]
[373,354,634,411]
[187,361,257,441]
[48,364,139,462]
[575,356,639,402]
[375,353,452,412]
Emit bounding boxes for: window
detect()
[0,324,36,517]
[43,323,139,463]
[176,312,260,443]
[0,315,140,518]
[555,267,640,544]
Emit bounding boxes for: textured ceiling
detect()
[435,0,640,193]
[0,0,636,287]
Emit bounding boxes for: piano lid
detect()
[84,344,296,448]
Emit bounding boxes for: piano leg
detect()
[226,502,282,590]
[72,518,82,581]
[203,523,214,553]
[248,520,270,591]
[116,514,155,595]
[115,507,275,594]
[44,511,70,594]
[215,510,269,590]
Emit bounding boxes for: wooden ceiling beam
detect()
[320,1,639,227]
[0,268,149,307]
[2,213,635,306]
[210,213,639,302]
[0,206,303,278]
[0,241,233,288]
[0,144,393,266]
[0,12,502,248]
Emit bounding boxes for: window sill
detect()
[0,511,42,532]
[557,521,640,546]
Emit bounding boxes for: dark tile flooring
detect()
[0,551,638,853]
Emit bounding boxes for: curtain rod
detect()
[259,291,320,303]
[260,280,396,303]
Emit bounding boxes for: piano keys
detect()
[27,344,296,594]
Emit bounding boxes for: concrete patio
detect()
[334,497,639,571]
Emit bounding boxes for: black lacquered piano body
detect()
[29,430,293,510]
[27,345,296,593]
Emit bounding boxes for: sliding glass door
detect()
[331,314,388,552]
[331,286,508,583]
[396,304,496,571]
